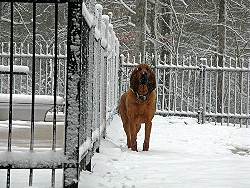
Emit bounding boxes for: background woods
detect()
[1,0,250,58]
[0,2,68,48]
[98,0,250,60]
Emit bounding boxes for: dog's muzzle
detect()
[140,71,148,85]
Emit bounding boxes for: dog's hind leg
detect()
[143,122,152,151]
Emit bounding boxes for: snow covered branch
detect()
[119,0,136,14]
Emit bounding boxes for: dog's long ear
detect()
[148,68,156,92]
[130,68,139,92]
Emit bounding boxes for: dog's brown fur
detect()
[119,64,156,151]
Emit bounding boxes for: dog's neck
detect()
[131,87,153,102]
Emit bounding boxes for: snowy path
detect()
[79,115,250,188]
[0,115,250,187]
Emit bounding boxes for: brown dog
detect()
[119,64,156,151]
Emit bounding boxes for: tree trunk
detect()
[217,0,226,123]
[0,3,2,19]
[159,1,171,62]
[152,0,158,66]
[144,1,154,65]
[133,0,146,64]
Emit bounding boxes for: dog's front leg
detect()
[130,123,138,152]
[125,130,131,149]
[123,121,131,148]
[143,121,152,151]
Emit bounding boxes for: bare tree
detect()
[132,0,146,63]
[217,0,227,122]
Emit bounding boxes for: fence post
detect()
[201,64,206,124]
[79,3,91,172]
[101,15,109,138]
[197,58,207,124]
[64,1,82,187]
[119,54,125,100]
[115,38,120,106]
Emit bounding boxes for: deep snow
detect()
[0,115,250,187]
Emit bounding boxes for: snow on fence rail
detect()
[0,1,119,188]
[120,54,250,128]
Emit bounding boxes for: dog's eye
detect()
[137,67,142,71]
[146,68,149,71]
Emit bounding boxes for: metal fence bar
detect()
[101,15,109,138]
[52,1,59,152]
[208,57,212,116]
[221,59,225,124]
[227,59,231,125]
[234,67,237,126]
[6,2,15,187]
[114,38,120,112]
[51,2,59,187]
[198,64,203,124]
[180,61,184,112]
[247,59,250,128]
[192,57,198,113]
[8,0,14,154]
[63,2,82,187]
[202,64,206,124]
[240,60,244,127]
[162,56,166,111]
[168,66,172,113]
[29,2,37,186]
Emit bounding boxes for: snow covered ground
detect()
[0,114,250,187]
[79,115,250,188]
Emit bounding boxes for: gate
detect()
[0,1,119,187]
[120,55,250,128]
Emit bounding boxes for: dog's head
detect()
[130,64,156,95]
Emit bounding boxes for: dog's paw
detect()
[142,141,149,151]
[131,141,138,152]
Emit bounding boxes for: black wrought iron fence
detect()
[0,1,119,187]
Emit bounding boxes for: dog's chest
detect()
[132,100,155,122]
[130,96,155,114]
[127,89,156,110]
